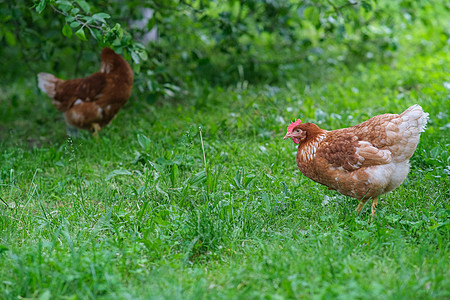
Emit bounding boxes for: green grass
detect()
[1,23,449,300]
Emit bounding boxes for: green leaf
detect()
[76,0,90,13]
[170,164,179,187]
[0,244,8,254]
[92,13,110,23]
[188,171,206,188]
[62,23,73,37]
[362,1,372,12]
[137,48,148,61]
[354,230,371,241]
[303,6,320,27]
[38,290,52,300]
[70,21,80,28]
[131,51,140,64]
[105,169,132,181]
[133,63,141,74]
[111,23,121,32]
[75,28,87,41]
[262,193,271,211]
[4,30,16,46]
[137,134,152,151]
[147,17,156,30]
[35,0,47,14]
[57,1,73,13]
[91,28,103,40]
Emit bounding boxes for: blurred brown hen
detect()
[284,105,429,220]
[37,47,133,135]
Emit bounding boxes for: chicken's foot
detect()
[355,199,368,214]
[371,197,378,222]
[355,197,378,222]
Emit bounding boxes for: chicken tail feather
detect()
[387,104,429,162]
[37,72,60,98]
[400,104,429,132]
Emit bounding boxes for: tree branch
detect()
[49,4,104,31]
[327,0,358,18]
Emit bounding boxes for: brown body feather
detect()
[38,47,133,132]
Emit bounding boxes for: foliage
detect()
[1,9,449,296]
[1,0,449,99]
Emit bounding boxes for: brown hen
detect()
[284,105,429,220]
[37,47,133,136]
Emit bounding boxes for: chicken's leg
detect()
[92,123,101,139]
[371,197,378,222]
[355,199,369,214]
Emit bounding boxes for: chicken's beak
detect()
[283,132,292,140]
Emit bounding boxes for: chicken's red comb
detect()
[287,119,302,133]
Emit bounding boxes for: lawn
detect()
[1,14,449,300]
